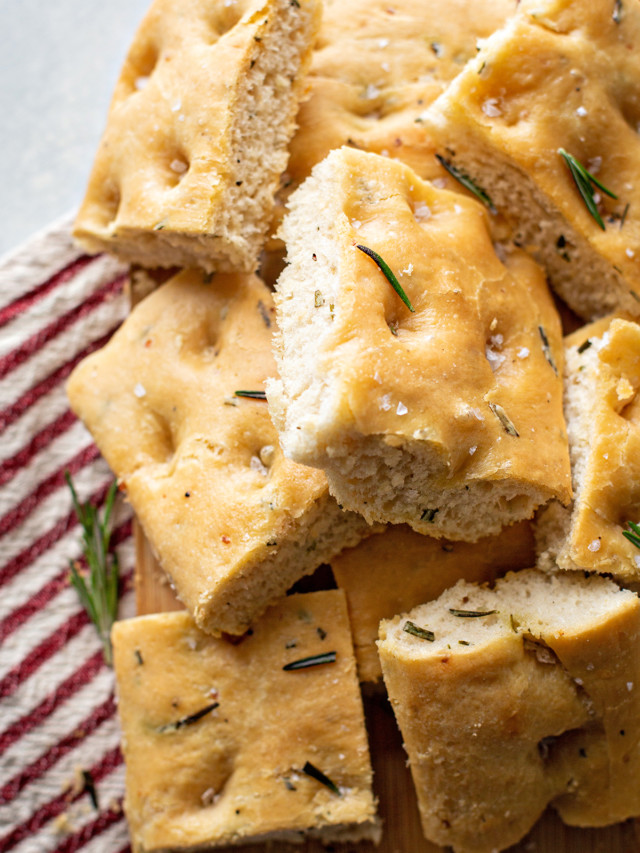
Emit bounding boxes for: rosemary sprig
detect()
[355,244,415,313]
[234,390,267,400]
[403,620,435,641]
[66,472,119,666]
[435,154,496,213]
[283,651,337,671]
[158,701,220,733]
[302,761,341,795]
[623,520,640,549]
[449,608,498,618]
[558,148,618,231]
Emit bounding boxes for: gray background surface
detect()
[0,0,151,256]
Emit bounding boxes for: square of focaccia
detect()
[66,268,371,636]
[536,315,640,582]
[422,0,640,321]
[73,0,320,273]
[113,590,380,851]
[268,146,572,541]
[331,520,535,682]
[378,570,640,853]
[269,0,516,230]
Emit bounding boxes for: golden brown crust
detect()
[269,147,572,539]
[422,0,640,319]
[113,591,379,851]
[537,315,640,581]
[331,520,535,682]
[73,0,321,272]
[67,269,371,635]
[378,570,640,851]
[269,0,516,226]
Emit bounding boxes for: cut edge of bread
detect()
[424,104,638,322]
[186,491,374,636]
[269,148,561,541]
[74,0,320,273]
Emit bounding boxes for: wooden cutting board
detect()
[133,522,639,853]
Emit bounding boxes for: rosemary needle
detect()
[435,154,496,213]
[623,520,640,549]
[558,148,618,231]
[355,244,415,313]
[66,472,119,666]
[234,390,267,400]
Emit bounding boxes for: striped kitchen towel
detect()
[0,214,134,853]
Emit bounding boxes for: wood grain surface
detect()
[133,522,640,853]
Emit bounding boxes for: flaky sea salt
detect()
[482,98,502,117]
[133,383,146,398]
[587,539,601,552]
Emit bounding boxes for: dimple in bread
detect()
[73,0,321,273]
[112,591,380,850]
[421,0,640,320]
[378,569,640,853]
[331,520,535,683]
[268,146,572,540]
[536,315,640,582]
[66,268,372,636]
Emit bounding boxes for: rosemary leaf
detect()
[66,472,119,666]
[435,154,496,213]
[488,402,519,436]
[449,608,498,618]
[355,244,415,313]
[623,520,640,549]
[538,325,558,375]
[302,761,341,795]
[420,508,439,522]
[82,770,99,811]
[577,339,592,354]
[283,651,337,671]
[234,390,267,400]
[403,620,435,641]
[558,149,618,231]
[158,701,220,733]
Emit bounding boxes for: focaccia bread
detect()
[112,590,380,851]
[331,520,535,682]
[537,315,640,582]
[73,0,321,273]
[268,147,572,540]
[268,0,516,239]
[422,0,640,320]
[67,268,372,636]
[378,570,640,853]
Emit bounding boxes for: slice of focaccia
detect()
[268,146,572,540]
[378,570,640,853]
[331,520,535,682]
[73,0,321,273]
[422,0,640,320]
[270,0,516,227]
[67,268,372,636]
[113,590,380,851]
[536,315,640,581]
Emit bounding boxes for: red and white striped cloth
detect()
[0,215,135,852]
